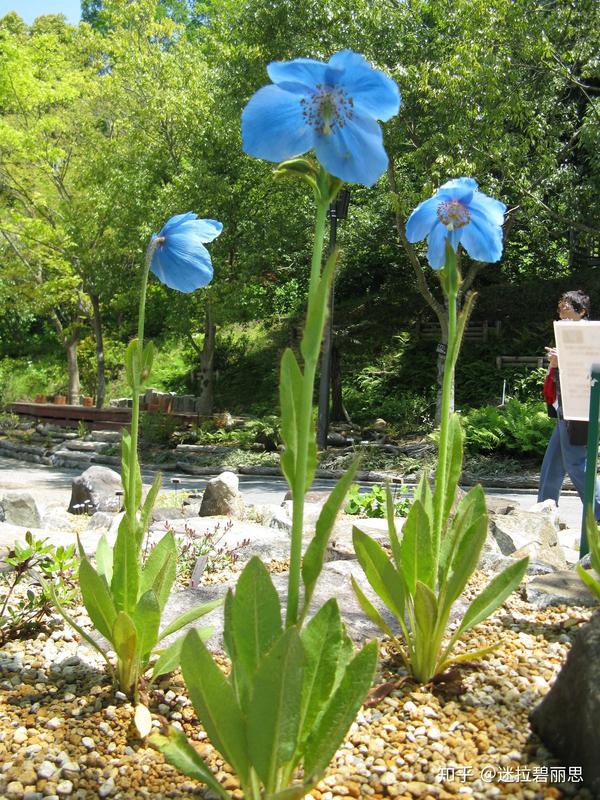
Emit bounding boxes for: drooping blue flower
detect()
[149,212,222,293]
[405,178,506,269]
[241,50,400,187]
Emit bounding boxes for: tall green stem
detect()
[433,243,459,541]
[126,243,155,522]
[286,193,330,628]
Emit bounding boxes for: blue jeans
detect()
[538,419,600,526]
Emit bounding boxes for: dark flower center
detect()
[437,200,471,230]
[301,84,354,136]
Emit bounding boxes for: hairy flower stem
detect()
[125,244,155,524]
[433,243,459,542]
[286,187,330,628]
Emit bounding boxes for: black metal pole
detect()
[316,205,337,450]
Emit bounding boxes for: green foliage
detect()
[577,510,600,603]
[461,399,555,457]
[353,426,529,682]
[78,336,126,396]
[0,356,65,404]
[0,532,77,645]
[345,483,411,518]
[152,563,377,800]
[171,520,251,584]
[140,411,178,447]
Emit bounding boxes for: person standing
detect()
[538,290,600,525]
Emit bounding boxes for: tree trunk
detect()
[196,302,216,416]
[330,343,351,423]
[90,294,105,408]
[65,335,81,405]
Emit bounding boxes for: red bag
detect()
[543,367,557,405]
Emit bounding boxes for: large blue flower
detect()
[241,50,400,187]
[405,178,506,269]
[149,212,222,293]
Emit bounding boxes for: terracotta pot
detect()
[82,397,94,407]
[54,395,66,405]
[35,394,46,404]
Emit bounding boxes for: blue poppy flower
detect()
[149,212,223,293]
[405,178,506,269]
[241,50,400,187]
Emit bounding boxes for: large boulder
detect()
[199,471,245,518]
[68,465,122,514]
[488,508,565,570]
[0,491,42,528]
[530,612,600,794]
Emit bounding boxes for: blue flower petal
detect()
[160,212,197,235]
[267,57,332,88]
[242,84,313,163]
[314,112,388,186]
[427,222,449,269]
[469,192,506,227]
[330,51,400,121]
[460,212,503,263]
[440,177,478,193]
[405,196,441,243]
[151,236,213,293]
[180,218,223,243]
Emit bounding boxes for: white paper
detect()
[554,320,600,421]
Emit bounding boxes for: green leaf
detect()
[452,557,529,640]
[385,484,402,569]
[140,340,155,386]
[304,640,377,778]
[351,575,401,643]
[248,627,304,793]
[157,597,222,642]
[302,461,360,616]
[398,499,433,595]
[299,600,345,744]
[79,557,117,642]
[95,534,113,585]
[181,629,250,785]
[140,472,162,543]
[441,413,464,526]
[230,557,282,706]
[111,513,140,615]
[576,564,600,601]
[140,531,177,612]
[438,643,500,673]
[132,589,160,664]
[125,339,141,391]
[279,348,303,453]
[441,512,488,614]
[352,528,405,620]
[149,726,229,800]
[439,484,486,586]
[151,627,213,680]
[112,612,139,691]
[301,248,338,363]
[413,581,438,638]
[585,506,600,575]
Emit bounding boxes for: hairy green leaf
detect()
[79,557,117,642]
[352,528,405,620]
[140,531,177,612]
[149,726,228,799]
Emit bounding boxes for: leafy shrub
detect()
[140,410,178,446]
[461,399,554,457]
[345,483,411,518]
[78,336,127,396]
[0,533,77,644]
[0,355,65,404]
[171,520,251,584]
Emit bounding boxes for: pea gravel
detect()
[0,576,595,800]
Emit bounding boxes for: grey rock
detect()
[68,466,122,514]
[525,570,599,608]
[489,509,565,569]
[530,611,600,794]
[161,559,392,651]
[0,491,42,528]
[64,440,108,453]
[199,472,245,518]
[86,512,115,531]
[151,507,185,523]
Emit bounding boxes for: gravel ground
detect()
[0,568,595,800]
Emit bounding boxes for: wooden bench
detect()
[495,356,545,370]
[417,319,501,342]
